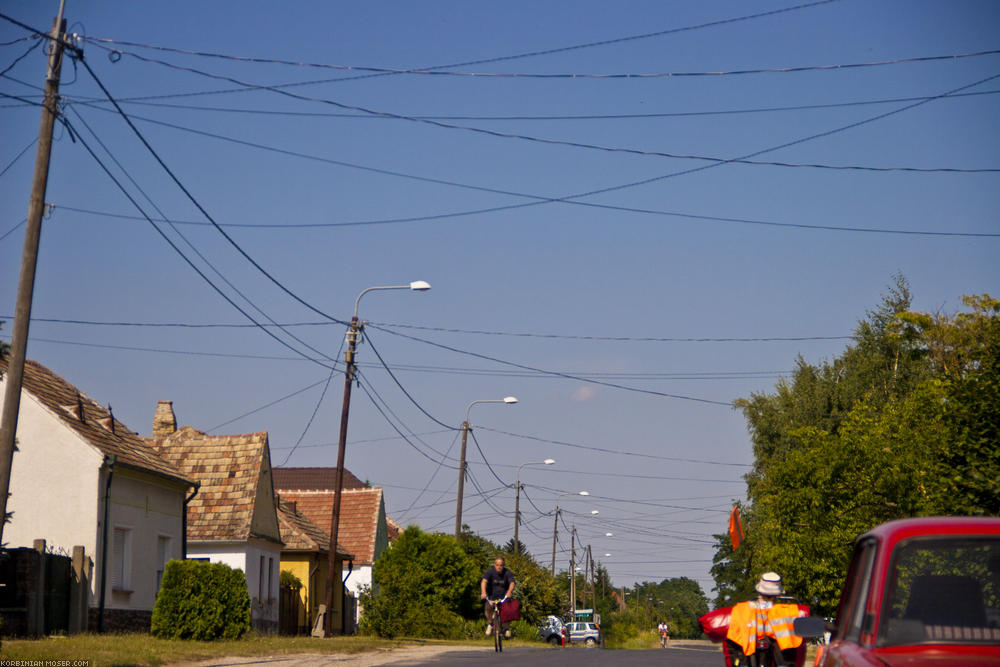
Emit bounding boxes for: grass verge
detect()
[0,633,477,666]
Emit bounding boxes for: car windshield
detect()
[878,536,1000,647]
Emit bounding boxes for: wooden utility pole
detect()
[0,1,68,548]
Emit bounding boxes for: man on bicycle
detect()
[725,572,802,666]
[481,556,516,638]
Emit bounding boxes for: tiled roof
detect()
[386,515,402,541]
[272,466,367,491]
[277,496,352,559]
[274,487,384,565]
[0,357,192,486]
[150,427,273,542]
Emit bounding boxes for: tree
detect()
[721,282,1000,616]
[360,525,479,638]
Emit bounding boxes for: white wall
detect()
[103,468,186,611]
[2,385,103,558]
[187,538,282,628]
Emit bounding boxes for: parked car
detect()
[795,516,1000,666]
[538,615,566,646]
[566,620,602,647]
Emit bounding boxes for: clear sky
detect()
[2,0,998,602]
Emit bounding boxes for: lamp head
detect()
[503,396,518,404]
[409,280,431,291]
[543,458,555,465]
[578,491,590,496]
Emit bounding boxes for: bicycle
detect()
[487,598,507,653]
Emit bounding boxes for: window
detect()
[840,538,877,643]
[156,535,171,591]
[268,557,275,601]
[879,536,1000,646]
[259,555,265,600]
[112,527,132,591]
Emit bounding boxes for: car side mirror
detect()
[794,616,834,638]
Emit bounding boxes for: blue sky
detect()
[2,0,998,602]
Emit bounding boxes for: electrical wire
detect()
[67,106,339,367]
[61,111,338,371]
[72,51,351,330]
[362,329,458,430]
[367,323,733,406]
[84,33,1000,79]
[477,426,752,467]
[52,112,1000,236]
[468,428,512,488]
[0,138,36,179]
[0,219,26,243]
[394,429,462,523]
[73,0,840,101]
[355,372,458,465]
[0,36,41,78]
[60,87,1000,121]
[77,45,1000,174]
[207,375,335,432]
[278,354,341,466]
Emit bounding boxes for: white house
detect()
[0,357,195,632]
[147,401,283,632]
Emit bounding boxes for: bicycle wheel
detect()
[495,622,503,652]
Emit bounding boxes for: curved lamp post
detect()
[513,458,554,555]
[454,396,518,538]
[325,280,430,636]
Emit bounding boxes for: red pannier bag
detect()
[498,599,521,623]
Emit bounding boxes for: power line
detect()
[63,105,338,371]
[362,329,457,430]
[52,110,1000,236]
[0,138,36,179]
[76,47,1000,174]
[478,426,752,467]
[72,88,999,121]
[84,33,999,79]
[368,323,733,406]
[0,34,41,78]
[71,0,839,102]
[73,51,351,330]
[67,106,339,368]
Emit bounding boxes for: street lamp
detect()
[324,280,430,636]
[551,491,588,575]
[454,396,518,538]
[513,458,554,555]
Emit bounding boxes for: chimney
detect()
[153,400,177,438]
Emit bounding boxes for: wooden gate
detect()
[279,586,303,635]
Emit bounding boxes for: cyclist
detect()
[725,572,802,666]
[481,556,516,638]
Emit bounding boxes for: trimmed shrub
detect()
[151,559,251,640]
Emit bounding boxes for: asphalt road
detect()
[171,642,725,667]
[405,644,723,666]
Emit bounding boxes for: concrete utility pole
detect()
[0,1,68,548]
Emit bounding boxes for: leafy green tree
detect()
[360,525,479,638]
[721,282,999,616]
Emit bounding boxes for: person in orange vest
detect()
[725,572,803,666]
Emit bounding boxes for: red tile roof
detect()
[0,357,192,486]
[274,487,385,565]
[277,496,352,558]
[150,426,275,543]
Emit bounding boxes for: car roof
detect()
[861,516,1000,548]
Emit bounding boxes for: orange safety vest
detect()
[726,600,803,656]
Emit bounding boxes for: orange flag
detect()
[728,505,745,551]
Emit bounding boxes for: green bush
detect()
[151,559,251,640]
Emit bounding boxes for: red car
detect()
[797,516,1000,666]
